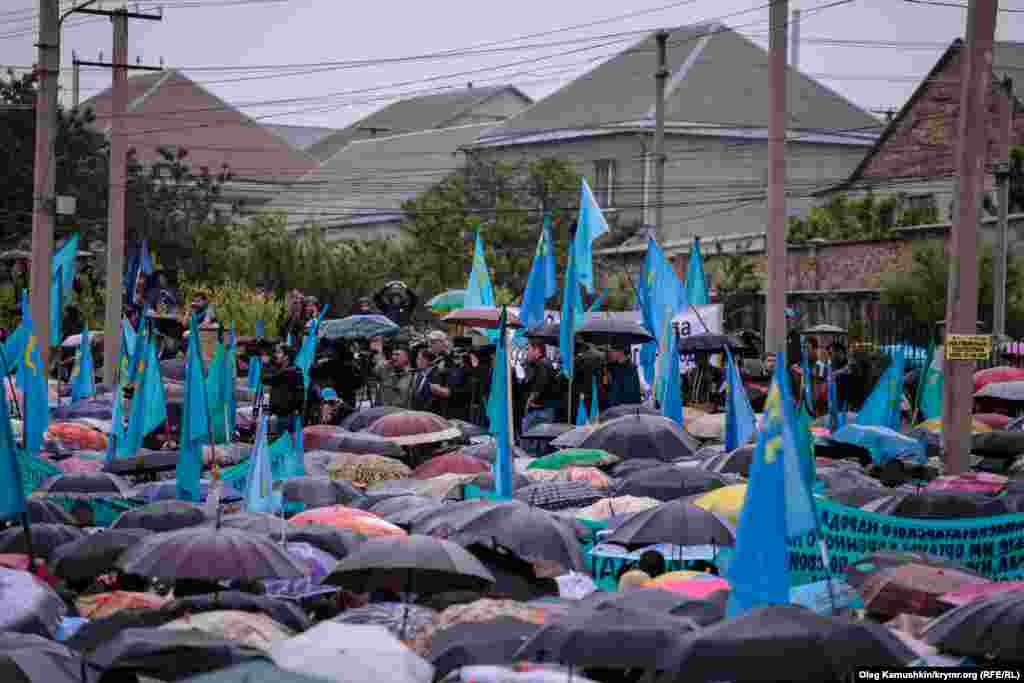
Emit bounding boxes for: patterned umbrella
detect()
[331,605,439,652]
[427,289,466,314]
[847,553,992,618]
[0,567,67,639]
[319,315,400,341]
[514,481,603,512]
[77,591,169,619]
[54,457,104,475]
[527,449,619,471]
[413,453,490,480]
[49,528,151,582]
[442,307,522,329]
[691,484,747,525]
[974,366,1024,393]
[290,505,407,538]
[575,496,661,521]
[302,426,405,458]
[366,411,462,447]
[46,422,108,451]
[559,466,612,490]
[327,453,413,488]
[340,406,404,432]
[36,472,134,499]
[161,610,294,653]
[0,524,85,559]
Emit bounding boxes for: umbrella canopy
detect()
[63,609,175,653]
[579,415,701,462]
[701,445,755,477]
[339,406,405,432]
[25,499,75,525]
[686,413,728,441]
[939,582,1024,608]
[598,404,660,421]
[609,458,668,479]
[974,366,1024,393]
[513,481,603,512]
[527,448,619,470]
[443,307,522,329]
[924,591,1024,663]
[290,505,407,538]
[861,492,1014,519]
[971,430,1024,459]
[272,623,434,683]
[59,332,103,348]
[161,610,295,653]
[49,528,150,582]
[412,501,584,573]
[558,466,612,490]
[103,450,180,478]
[130,479,243,504]
[76,591,169,620]
[282,525,366,560]
[973,412,1012,430]
[36,472,134,499]
[0,524,84,559]
[89,628,258,681]
[215,512,292,536]
[576,318,654,346]
[319,315,400,340]
[678,333,746,353]
[575,496,661,521]
[847,553,992,618]
[550,425,596,450]
[370,496,444,527]
[664,605,914,682]
[617,465,730,502]
[427,618,539,679]
[427,289,466,314]
[282,477,363,508]
[365,411,461,446]
[118,527,307,580]
[639,572,732,602]
[0,567,67,639]
[112,500,208,532]
[327,453,413,488]
[915,417,993,435]
[926,472,1008,495]
[412,453,491,480]
[163,591,311,634]
[606,499,735,548]
[0,633,89,683]
[303,427,406,458]
[976,380,1024,401]
[454,441,530,464]
[180,661,326,683]
[325,534,495,594]
[522,423,575,440]
[832,424,927,465]
[691,484,747,525]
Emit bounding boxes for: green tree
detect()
[711,239,763,330]
[788,192,940,242]
[880,242,1024,338]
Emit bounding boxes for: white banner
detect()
[671,304,723,338]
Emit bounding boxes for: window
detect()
[906,193,936,213]
[593,159,616,208]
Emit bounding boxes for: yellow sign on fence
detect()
[946,334,992,361]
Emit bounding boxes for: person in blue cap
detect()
[319,387,345,426]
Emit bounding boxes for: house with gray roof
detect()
[467,22,881,262]
[263,124,339,153]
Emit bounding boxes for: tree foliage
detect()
[788,192,940,242]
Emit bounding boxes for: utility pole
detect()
[72,5,162,385]
[943,0,999,475]
[653,30,669,245]
[791,9,801,69]
[765,0,789,356]
[993,76,1013,348]
[72,52,80,108]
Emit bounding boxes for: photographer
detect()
[311,338,363,410]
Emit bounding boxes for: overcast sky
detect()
[2,0,1024,129]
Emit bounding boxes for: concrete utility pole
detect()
[993,76,1014,347]
[791,8,801,69]
[765,0,789,356]
[72,52,80,108]
[653,30,669,245]
[71,5,162,385]
[29,0,60,370]
[943,0,1000,475]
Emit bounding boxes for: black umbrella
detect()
[324,534,495,594]
[111,500,208,532]
[64,609,176,653]
[550,426,595,450]
[0,633,91,683]
[36,472,135,498]
[282,476,363,508]
[25,499,74,525]
[103,450,180,478]
[464,542,559,602]
[339,406,404,432]
[522,423,575,440]
[609,457,666,479]
[283,525,366,560]
[971,430,1024,459]
[576,318,654,346]
[324,431,405,459]
[617,466,730,502]
[369,495,440,520]
[455,441,530,464]
[351,488,423,511]
[467,471,533,493]
[213,512,285,536]
[701,445,755,477]
[922,592,1024,662]
[514,603,699,670]
[514,481,604,512]
[606,499,735,548]
[428,618,540,678]
[0,567,67,639]
[599,403,660,422]
[861,492,1015,519]
[580,588,725,626]
[48,528,151,582]
[678,333,746,354]
[88,628,259,681]
[827,485,890,508]
[663,605,915,682]
[413,500,584,572]
[0,523,84,559]
[580,415,701,462]
[162,591,312,634]
[117,527,306,580]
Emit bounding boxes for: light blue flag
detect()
[286,333,294,347]
[16,295,48,456]
[227,327,238,439]
[119,333,167,458]
[572,178,610,294]
[108,323,148,462]
[519,214,557,331]
[919,348,943,421]
[465,227,496,309]
[289,414,305,478]
[50,234,80,347]
[2,320,28,374]
[854,349,905,432]
[724,347,756,451]
[486,308,514,498]
[659,329,683,426]
[639,238,687,385]
[247,356,262,393]
[296,306,328,389]
[269,431,296,482]
[177,314,210,503]
[255,320,266,338]
[0,351,26,521]
[590,375,600,423]
[685,236,709,306]
[727,355,820,616]
[70,327,96,403]
[119,318,138,380]
[245,414,279,514]
[576,395,588,426]
[559,249,582,380]
[206,342,229,444]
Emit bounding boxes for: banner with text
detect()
[786,497,1024,585]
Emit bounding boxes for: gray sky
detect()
[2,0,1024,129]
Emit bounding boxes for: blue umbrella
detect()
[319,315,399,340]
[831,424,927,465]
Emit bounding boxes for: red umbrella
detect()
[973,412,1011,430]
[411,453,490,480]
[366,411,461,446]
[974,366,1024,393]
[442,307,522,329]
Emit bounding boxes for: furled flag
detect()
[50,234,80,347]
[486,307,515,498]
[724,347,756,452]
[519,213,558,330]
[296,306,328,389]
[289,414,305,478]
[226,326,238,439]
[16,294,48,456]
[465,226,496,309]
[659,328,683,426]
[176,314,211,503]
[917,338,943,421]
[590,374,600,423]
[559,248,583,380]
[70,327,96,403]
[119,331,167,458]
[244,413,279,514]
[0,350,26,521]
[572,178,610,293]
[248,320,265,391]
[576,395,589,426]
[205,341,230,444]
[854,349,905,432]
[639,238,687,386]
[685,236,709,306]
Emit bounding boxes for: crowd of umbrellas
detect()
[6,352,1024,683]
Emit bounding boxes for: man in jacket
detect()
[519,341,560,434]
[373,342,414,408]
